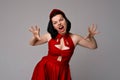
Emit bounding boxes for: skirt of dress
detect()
[31,56,72,80]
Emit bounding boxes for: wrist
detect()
[88,34,94,38]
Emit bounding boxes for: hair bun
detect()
[49,9,65,20]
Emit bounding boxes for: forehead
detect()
[51,14,64,21]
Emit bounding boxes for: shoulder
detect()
[44,32,52,41]
[69,33,84,46]
[40,32,51,42]
[69,33,83,39]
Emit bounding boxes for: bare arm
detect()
[72,24,98,49]
[78,35,97,49]
[29,25,51,46]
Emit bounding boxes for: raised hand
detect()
[86,24,99,39]
[29,25,41,40]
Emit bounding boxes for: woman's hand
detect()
[86,24,99,39]
[29,25,41,40]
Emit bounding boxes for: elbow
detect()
[90,45,98,49]
[30,44,35,46]
[91,46,97,49]
[29,42,36,46]
[29,44,34,46]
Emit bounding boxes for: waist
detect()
[43,55,70,65]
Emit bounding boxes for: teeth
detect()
[59,26,64,29]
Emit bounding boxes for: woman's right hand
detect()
[29,25,41,40]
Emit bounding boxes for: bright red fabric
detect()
[31,34,75,80]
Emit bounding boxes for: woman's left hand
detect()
[86,24,99,39]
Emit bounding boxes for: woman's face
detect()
[51,14,67,35]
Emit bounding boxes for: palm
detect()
[87,24,98,38]
[29,26,41,40]
[33,30,39,36]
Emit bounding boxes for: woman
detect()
[29,9,98,80]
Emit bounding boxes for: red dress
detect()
[31,33,75,80]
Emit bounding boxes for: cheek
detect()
[64,23,67,29]
[53,25,58,30]
[63,21,67,26]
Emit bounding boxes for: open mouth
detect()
[59,26,64,30]
[58,25,66,33]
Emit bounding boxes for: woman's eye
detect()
[60,18,63,21]
[53,22,57,24]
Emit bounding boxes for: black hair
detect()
[47,15,71,39]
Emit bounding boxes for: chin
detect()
[60,32,67,35]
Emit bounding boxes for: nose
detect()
[58,21,61,25]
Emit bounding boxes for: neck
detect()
[59,32,68,36]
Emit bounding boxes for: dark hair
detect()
[47,9,71,39]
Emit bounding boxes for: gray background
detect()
[0,0,120,80]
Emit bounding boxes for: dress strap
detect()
[55,33,70,47]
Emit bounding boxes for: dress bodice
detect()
[48,33,75,63]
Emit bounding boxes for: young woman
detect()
[29,9,98,80]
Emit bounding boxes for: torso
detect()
[47,33,78,49]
